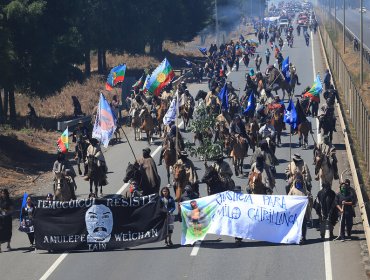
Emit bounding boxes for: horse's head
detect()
[195,90,207,101]
[123,162,140,183]
[201,165,218,184]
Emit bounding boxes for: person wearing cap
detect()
[288,173,312,244]
[248,154,275,193]
[173,151,198,201]
[335,179,357,241]
[213,153,233,185]
[72,120,89,144]
[85,138,108,190]
[285,153,312,194]
[136,147,161,195]
[53,152,77,200]
[314,134,339,182]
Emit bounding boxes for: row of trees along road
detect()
[0,0,259,123]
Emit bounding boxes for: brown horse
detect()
[245,118,259,152]
[225,135,248,176]
[298,120,312,149]
[156,100,168,137]
[139,107,155,145]
[179,104,191,131]
[248,170,269,194]
[269,108,284,145]
[53,171,75,201]
[163,137,177,183]
[266,67,292,100]
[131,109,141,141]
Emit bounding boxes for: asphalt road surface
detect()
[0,28,368,280]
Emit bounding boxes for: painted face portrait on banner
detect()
[85,205,113,243]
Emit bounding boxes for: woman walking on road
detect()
[0,189,14,252]
[160,186,176,247]
[20,196,36,248]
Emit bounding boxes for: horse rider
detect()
[213,153,234,186]
[323,85,338,104]
[258,120,276,142]
[285,153,312,194]
[313,183,337,240]
[53,152,77,200]
[250,140,278,171]
[205,87,221,109]
[314,134,339,181]
[129,95,145,123]
[230,115,250,152]
[248,154,275,194]
[84,138,108,185]
[173,151,199,198]
[288,173,312,245]
[158,122,185,166]
[335,179,357,241]
[137,148,161,195]
[179,89,195,119]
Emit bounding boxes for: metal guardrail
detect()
[57,116,91,131]
[317,14,370,253]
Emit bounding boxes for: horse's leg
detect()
[239,158,244,175]
[298,132,302,147]
[304,132,308,149]
[89,179,93,194]
[166,165,170,184]
[77,162,82,175]
[233,157,239,176]
[94,178,98,196]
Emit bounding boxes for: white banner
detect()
[181,192,308,245]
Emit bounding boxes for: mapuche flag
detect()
[145,58,175,96]
[106,64,127,91]
[57,128,69,153]
[303,74,322,102]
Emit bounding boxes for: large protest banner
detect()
[181,191,308,245]
[34,194,167,251]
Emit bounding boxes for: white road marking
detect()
[190,241,201,256]
[39,253,68,280]
[39,120,184,280]
[311,30,332,280]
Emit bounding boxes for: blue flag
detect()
[284,99,298,129]
[218,84,229,110]
[198,47,208,56]
[163,97,177,125]
[243,92,255,114]
[282,56,291,83]
[239,34,245,42]
[19,192,28,223]
[92,93,117,148]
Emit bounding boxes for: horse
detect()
[319,114,336,143]
[269,108,284,146]
[201,163,235,195]
[179,104,191,132]
[139,107,155,145]
[156,100,169,137]
[298,120,312,149]
[53,171,75,201]
[163,137,177,184]
[123,162,154,196]
[266,67,292,100]
[225,134,248,177]
[195,90,207,104]
[248,170,270,194]
[245,118,259,152]
[87,155,106,196]
[314,150,335,187]
[75,140,88,175]
[131,108,142,141]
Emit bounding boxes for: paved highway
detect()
[0,28,368,280]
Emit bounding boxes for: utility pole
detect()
[215,0,219,46]
[334,0,337,37]
[360,0,364,85]
[343,0,346,53]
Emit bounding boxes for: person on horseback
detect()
[258,120,276,141]
[323,85,338,104]
[158,123,185,166]
[285,153,312,194]
[53,152,77,200]
[137,148,161,195]
[288,173,313,245]
[73,120,90,175]
[314,134,339,181]
[179,89,195,119]
[319,97,337,134]
[173,151,199,196]
[84,138,108,185]
[205,88,221,110]
[289,63,301,85]
[248,154,275,194]
[213,154,233,184]
[250,139,278,171]
[230,115,250,152]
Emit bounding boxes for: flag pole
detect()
[121,128,137,162]
[176,89,180,162]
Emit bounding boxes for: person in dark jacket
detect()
[323,69,331,91]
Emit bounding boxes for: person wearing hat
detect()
[158,122,185,166]
[314,134,338,181]
[85,138,108,192]
[288,173,312,244]
[250,139,278,171]
[335,179,357,241]
[249,154,275,194]
[285,153,312,194]
[136,147,161,195]
[213,153,233,185]
[53,152,77,200]
[173,151,198,201]
[179,89,195,119]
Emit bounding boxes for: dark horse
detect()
[201,163,235,195]
[319,113,336,143]
[123,162,156,196]
[266,67,292,100]
[75,140,88,175]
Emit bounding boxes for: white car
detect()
[279,19,289,28]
